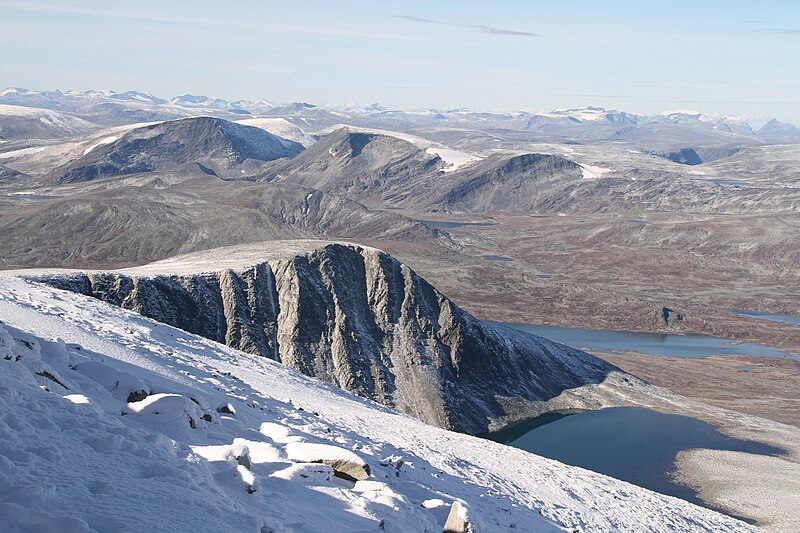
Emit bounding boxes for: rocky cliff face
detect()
[42,241,618,434]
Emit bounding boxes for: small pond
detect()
[730,308,800,326]
[705,178,750,187]
[417,219,496,230]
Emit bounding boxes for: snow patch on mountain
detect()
[0,104,82,126]
[319,124,482,171]
[0,146,47,159]
[546,106,614,121]
[236,117,319,146]
[0,104,98,140]
[0,87,27,97]
[580,163,612,179]
[82,135,119,155]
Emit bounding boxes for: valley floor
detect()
[376,213,800,353]
[369,211,800,432]
[360,213,800,529]
[598,352,800,427]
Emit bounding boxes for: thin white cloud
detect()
[0,1,432,43]
[470,24,539,37]
[398,14,540,37]
[0,0,221,27]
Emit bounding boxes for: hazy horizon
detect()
[2,0,799,124]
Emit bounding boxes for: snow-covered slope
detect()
[317,124,482,172]
[0,276,755,532]
[169,94,230,109]
[236,118,319,146]
[0,104,98,141]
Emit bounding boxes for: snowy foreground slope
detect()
[0,277,754,532]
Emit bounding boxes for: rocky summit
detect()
[41,240,622,434]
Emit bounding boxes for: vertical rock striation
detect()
[43,241,618,434]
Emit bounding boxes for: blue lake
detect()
[705,178,750,187]
[730,308,800,326]
[486,407,783,514]
[417,219,496,229]
[493,321,797,360]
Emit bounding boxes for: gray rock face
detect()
[255,130,592,214]
[0,164,23,182]
[43,242,616,434]
[443,501,476,533]
[54,116,304,183]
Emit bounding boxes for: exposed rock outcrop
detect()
[658,306,687,331]
[284,442,371,482]
[433,153,583,213]
[443,501,478,533]
[42,240,619,434]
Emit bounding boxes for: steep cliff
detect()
[42,240,619,434]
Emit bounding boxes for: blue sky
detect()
[1,0,799,122]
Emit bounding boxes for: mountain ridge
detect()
[5,87,796,141]
[39,240,624,434]
[52,116,305,183]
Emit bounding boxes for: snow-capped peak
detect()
[659,109,703,118]
[656,110,754,133]
[170,93,215,104]
[68,89,116,98]
[0,87,30,97]
[343,102,388,114]
[109,91,167,104]
[534,106,626,122]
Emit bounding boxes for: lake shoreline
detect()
[493,320,800,360]
[484,407,785,524]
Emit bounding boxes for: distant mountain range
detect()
[2,85,799,275]
[2,86,796,143]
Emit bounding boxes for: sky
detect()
[1,0,799,123]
